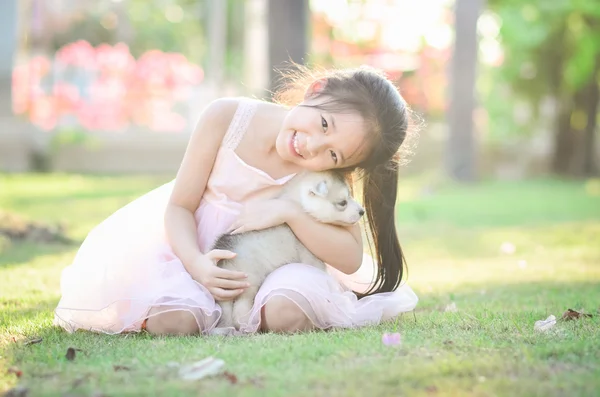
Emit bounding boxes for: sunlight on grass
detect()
[1,174,599,396]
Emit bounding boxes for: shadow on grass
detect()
[1,299,58,330]
[0,241,78,269]
[3,187,156,209]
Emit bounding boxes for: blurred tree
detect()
[1,0,17,117]
[267,0,309,93]
[446,0,484,182]
[47,0,208,65]
[486,0,600,176]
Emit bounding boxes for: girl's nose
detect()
[306,135,326,157]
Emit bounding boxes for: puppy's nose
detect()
[358,208,365,216]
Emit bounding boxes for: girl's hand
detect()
[228,199,299,235]
[188,250,250,301]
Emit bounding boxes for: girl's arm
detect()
[164,98,240,269]
[285,205,363,275]
[228,199,363,275]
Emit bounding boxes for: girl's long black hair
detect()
[272,65,419,297]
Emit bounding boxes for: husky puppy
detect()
[212,170,365,330]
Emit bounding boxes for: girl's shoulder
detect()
[200,97,243,129]
[200,96,274,130]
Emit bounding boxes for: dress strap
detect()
[222,98,258,150]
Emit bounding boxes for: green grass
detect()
[1,173,600,397]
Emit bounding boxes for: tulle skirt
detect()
[54,181,419,335]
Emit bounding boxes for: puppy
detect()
[212,170,365,330]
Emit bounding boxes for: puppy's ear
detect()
[309,180,328,197]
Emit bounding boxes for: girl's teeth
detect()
[293,132,301,156]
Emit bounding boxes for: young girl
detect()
[54,66,419,336]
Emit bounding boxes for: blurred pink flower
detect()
[14,40,204,133]
[29,95,57,131]
[56,40,97,69]
[382,332,402,346]
[53,82,80,114]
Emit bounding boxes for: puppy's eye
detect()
[338,200,347,207]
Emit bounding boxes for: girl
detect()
[54,66,419,335]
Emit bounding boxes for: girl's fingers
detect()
[227,222,240,233]
[214,278,250,290]
[211,287,244,301]
[230,227,244,235]
[213,266,248,280]
[206,249,237,260]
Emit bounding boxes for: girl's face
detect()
[275,97,371,172]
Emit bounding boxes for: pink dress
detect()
[54,98,419,335]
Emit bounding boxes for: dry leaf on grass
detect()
[7,367,22,378]
[499,242,516,255]
[65,347,76,361]
[534,315,557,332]
[179,357,225,381]
[23,338,42,346]
[3,386,29,397]
[71,375,90,389]
[561,308,593,321]
[222,371,238,384]
[444,302,458,312]
[65,347,86,361]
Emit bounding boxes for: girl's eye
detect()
[330,150,338,164]
[321,116,328,132]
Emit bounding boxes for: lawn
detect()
[1,173,599,397]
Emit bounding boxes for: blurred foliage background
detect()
[2,0,600,180]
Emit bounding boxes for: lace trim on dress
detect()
[222,99,258,150]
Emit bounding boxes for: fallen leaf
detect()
[3,386,29,397]
[166,361,180,369]
[561,309,593,321]
[7,367,22,378]
[499,242,516,255]
[534,315,557,332]
[444,302,457,312]
[222,371,238,384]
[382,332,402,346]
[179,356,225,381]
[72,375,88,389]
[65,347,76,361]
[23,338,42,346]
[113,365,131,371]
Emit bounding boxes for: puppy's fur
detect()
[212,170,365,330]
